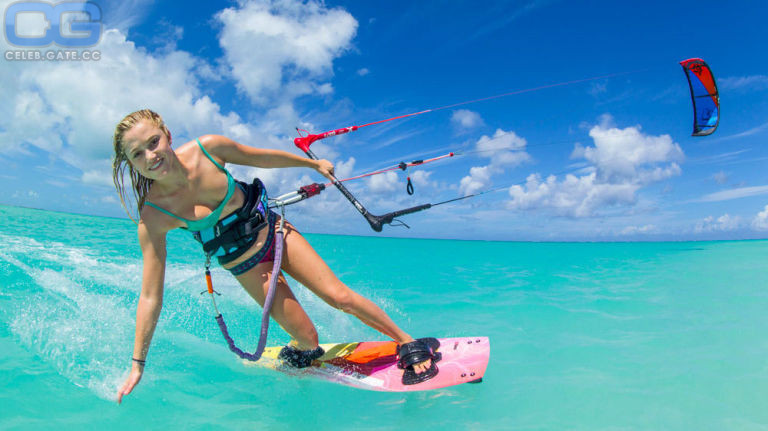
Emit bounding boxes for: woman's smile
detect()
[148,158,163,171]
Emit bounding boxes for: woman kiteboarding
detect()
[113,109,438,402]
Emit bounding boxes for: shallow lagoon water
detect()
[1,205,767,430]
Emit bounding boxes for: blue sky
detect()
[1,0,767,241]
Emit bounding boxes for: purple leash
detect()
[206,205,286,362]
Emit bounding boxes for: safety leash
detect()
[204,202,286,361]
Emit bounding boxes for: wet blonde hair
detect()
[112,109,170,222]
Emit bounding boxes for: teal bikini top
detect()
[145,138,236,232]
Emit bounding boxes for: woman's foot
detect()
[397,338,441,385]
[278,345,325,368]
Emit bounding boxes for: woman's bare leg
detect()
[234,261,319,351]
[277,220,431,374]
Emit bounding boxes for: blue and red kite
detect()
[680,58,719,136]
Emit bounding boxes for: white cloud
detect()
[357,68,370,76]
[620,224,656,235]
[508,172,639,217]
[712,171,729,184]
[460,166,493,196]
[12,190,39,199]
[451,109,484,129]
[409,170,434,188]
[573,117,683,183]
[459,129,530,195]
[694,214,741,233]
[504,116,683,217]
[361,164,435,197]
[728,123,768,139]
[720,75,768,92]
[0,26,257,170]
[82,170,115,188]
[697,185,768,202]
[751,205,768,231]
[366,170,399,193]
[216,0,358,103]
[99,0,156,34]
[333,156,356,180]
[692,150,750,165]
[477,129,527,153]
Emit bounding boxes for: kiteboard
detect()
[247,336,490,392]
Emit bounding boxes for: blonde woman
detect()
[113,110,438,403]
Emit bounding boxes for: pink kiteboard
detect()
[252,336,490,392]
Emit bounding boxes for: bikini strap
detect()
[196,138,226,172]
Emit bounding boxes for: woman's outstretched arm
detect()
[117,219,167,404]
[200,134,335,180]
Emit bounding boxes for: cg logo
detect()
[4,1,102,47]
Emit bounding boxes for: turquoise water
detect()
[1,204,767,430]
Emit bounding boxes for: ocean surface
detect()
[0,204,767,430]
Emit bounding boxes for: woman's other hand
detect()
[116,363,144,404]
[315,159,335,181]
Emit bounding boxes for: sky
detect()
[1,0,767,241]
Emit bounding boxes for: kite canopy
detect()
[680,58,719,136]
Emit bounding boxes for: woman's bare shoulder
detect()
[176,135,234,165]
[198,134,233,146]
[174,138,200,159]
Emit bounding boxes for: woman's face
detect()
[121,120,174,180]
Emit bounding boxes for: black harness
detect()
[193,177,271,264]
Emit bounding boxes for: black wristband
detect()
[132,357,146,365]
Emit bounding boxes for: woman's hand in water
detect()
[315,159,335,181]
[116,363,144,404]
